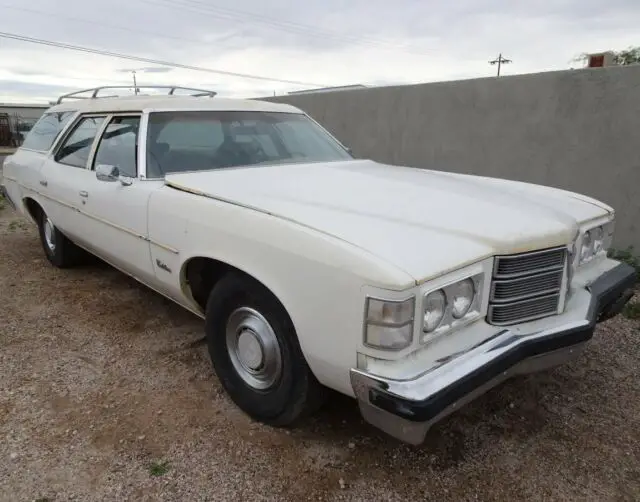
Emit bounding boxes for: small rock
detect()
[348,442,355,449]
[137,435,145,441]
[9,452,18,460]
[72,430,77,435]
[338,478,346,489]
[509,403,515,409]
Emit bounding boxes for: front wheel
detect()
[205,272,326,426]
[37,210,83,268]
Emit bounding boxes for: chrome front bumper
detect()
[350,263,637,445]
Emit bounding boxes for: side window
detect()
[21,111,76,151]
[147,112,225,177]
[154,118,224,149]
[93,116,140,177]
[55,116,106,168]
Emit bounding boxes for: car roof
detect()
[45,96,303,115]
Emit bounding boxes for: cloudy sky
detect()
[0,0,638,103]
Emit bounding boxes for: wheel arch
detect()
[180,255,295,325]
[179,254,317,370]
[22,196,43,223]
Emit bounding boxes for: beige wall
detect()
[266,66,640,250]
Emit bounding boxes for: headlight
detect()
[578,219,614,266]
[451,278,475,319]
[592,226,604,254]
[423,290,446,332]
[364,296,415,350]
[421,273,483,343]
[580,230,593,262]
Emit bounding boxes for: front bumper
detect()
[350,262,637,445]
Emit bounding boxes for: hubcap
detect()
[226,307,282,390]
[43,217,56,252]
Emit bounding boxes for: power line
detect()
[0,31,328,87]
[140,0,430,56]
[0,3,238,52]
[4,1,429,58]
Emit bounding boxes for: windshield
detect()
[146,110,352,177]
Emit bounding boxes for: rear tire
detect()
[205,272,326,426]
[36,209,83,268]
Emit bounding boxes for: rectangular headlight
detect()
[364,296,415,350]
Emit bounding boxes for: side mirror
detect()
[95,164,132,186]
[96,164,119,182]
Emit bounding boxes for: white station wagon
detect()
[1,86,636,444]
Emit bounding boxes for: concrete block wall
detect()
[266,66,640,250]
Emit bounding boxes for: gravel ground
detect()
[0,198,639,501]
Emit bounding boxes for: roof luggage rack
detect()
[56,85,217,104]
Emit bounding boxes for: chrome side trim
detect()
[9,180,179,254]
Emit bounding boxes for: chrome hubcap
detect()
[43,217,56,252]
[226,307,282,390]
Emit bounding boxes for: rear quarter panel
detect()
[2,149,49,220]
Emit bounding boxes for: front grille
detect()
[487,247,567,326]
[494,247,566,278]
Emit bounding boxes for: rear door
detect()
[39,114,107,242]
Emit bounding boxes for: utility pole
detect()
[489,53,512,77]
[131,70,139,94]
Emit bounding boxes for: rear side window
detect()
[21,111,76,152]
[55,116,106,168]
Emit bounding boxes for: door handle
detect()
[39,180,48,187]
[79,191,89,198]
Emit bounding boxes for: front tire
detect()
[37,210,82,268]
[205,272,326,426]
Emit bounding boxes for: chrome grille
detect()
[491,270,563,302]
[487,247,567,326]
[493,247,566,278]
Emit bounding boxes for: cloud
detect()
[1,0,639,103]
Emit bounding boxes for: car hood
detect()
[165,160,612,284]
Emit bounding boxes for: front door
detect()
[78,115,157,284]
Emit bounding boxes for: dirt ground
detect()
[0,201,639,502]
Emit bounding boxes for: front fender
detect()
[148,188,416,396]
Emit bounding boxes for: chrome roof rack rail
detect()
[56,85,217,104]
